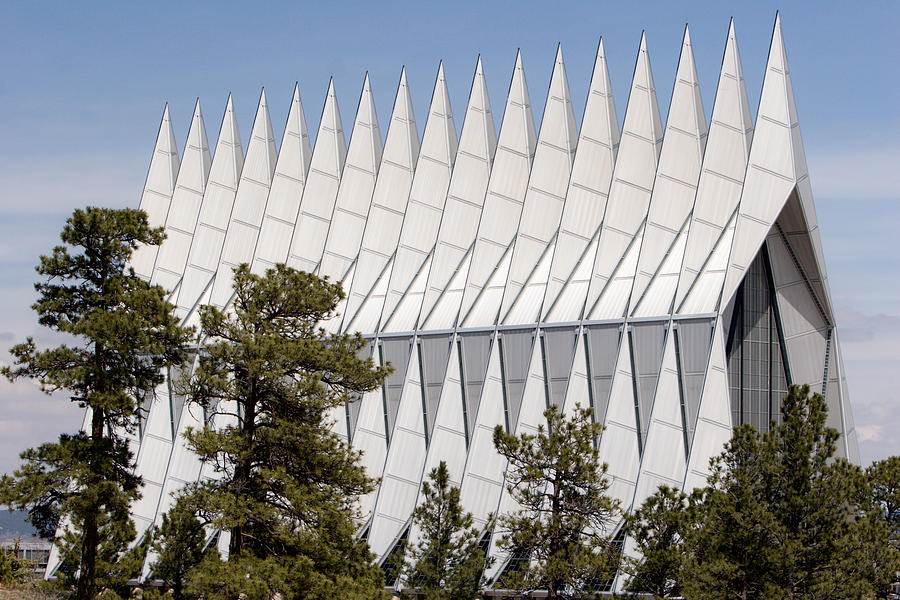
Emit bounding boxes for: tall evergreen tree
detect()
[175,263,389,600]
[679,384,897,599]
[622,486,692,599]
[0,207,193,600]
[867,455,900,535]
[149,497,206,600]
[403,461,491,600]
[492,404,620,599]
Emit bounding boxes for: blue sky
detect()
[0,1,898,472]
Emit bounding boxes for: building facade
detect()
[48,15,858,590]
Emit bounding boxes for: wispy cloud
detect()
[808,148,900,201]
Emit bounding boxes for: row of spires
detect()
[130,14,824,340]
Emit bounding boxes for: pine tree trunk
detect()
[78,409,105,600]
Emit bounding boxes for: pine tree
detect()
[867,455,900,534]
[492,404,620,599]
[864,456,900,595]
[403,461,491,600]
[622,486,692,599]
[679,384,896,599]
[149,497,206,600]
[175,263,389,600]
[0,207,193,600]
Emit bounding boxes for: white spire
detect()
[208,88,279,310]
[285,78,347,273]
[723,13,831,319]
[583,31,663,320]
[675,18,753,313]
[174,93,244,322]
[130,103,181,281]
[318,72,383,282]
[250,83,313,273]
[414,55,496,331]
[499,43,578,324]
[628,24,708,317]
[375,61,458,333]
[457,49,537,327]
[342,66,420,330]
[150,99,212,294]
[541,37,620,323]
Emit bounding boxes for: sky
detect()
[0,1,898,474]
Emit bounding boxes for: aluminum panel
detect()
[131,105,181,281]
[417,57,496,330]
[319,74,383,282]
[209,90,278,310]
[174,96,244,322]
[285,79,347,273]
[499,47,578,324]
[151,101,211,293]
[342,69,419,332]
[458,51,537,328]
[629,29,707,318]
[251,84,312,273]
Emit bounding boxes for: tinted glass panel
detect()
[418,334,452,443]
[499,330,534,433]
[584,324,621,425]
[541,327,578,409]
[458,331,493,444]
[726,249,789,433]
[380,336,413,444]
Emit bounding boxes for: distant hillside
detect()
[0,510,42,541]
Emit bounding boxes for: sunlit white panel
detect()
[767,233,828,397]
[285,80,347,273]
[251,84,312,273]
[583,34,663,321]
[629,28,707,317]
[417,57,496,330]
[353,385,389,520]
[174,96,244,322]
[679,210,736,315]
[588,222,644,319]
[683,318,731,492]
[368,343,426,559]
[458,51,537,328]
[421,248,471,331]
[634,226,687,317]
[462,247,512,327]
[208,90,278,310]
[382,253,431,333]
[631,331,686,511]
[503,241,555,326]
[318,74,383,282]
[342,69,419,334]
[597,334,641,508]
[131,105,181,281]
[406,339,468,558]
[675,21,753,310]
[348,260,392,334]
[499,46,578,325]
[542,40,619,324]
[458,340,507,527]
[723,16,832,319]
[358,64,457,337]
[151,101,212,293]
